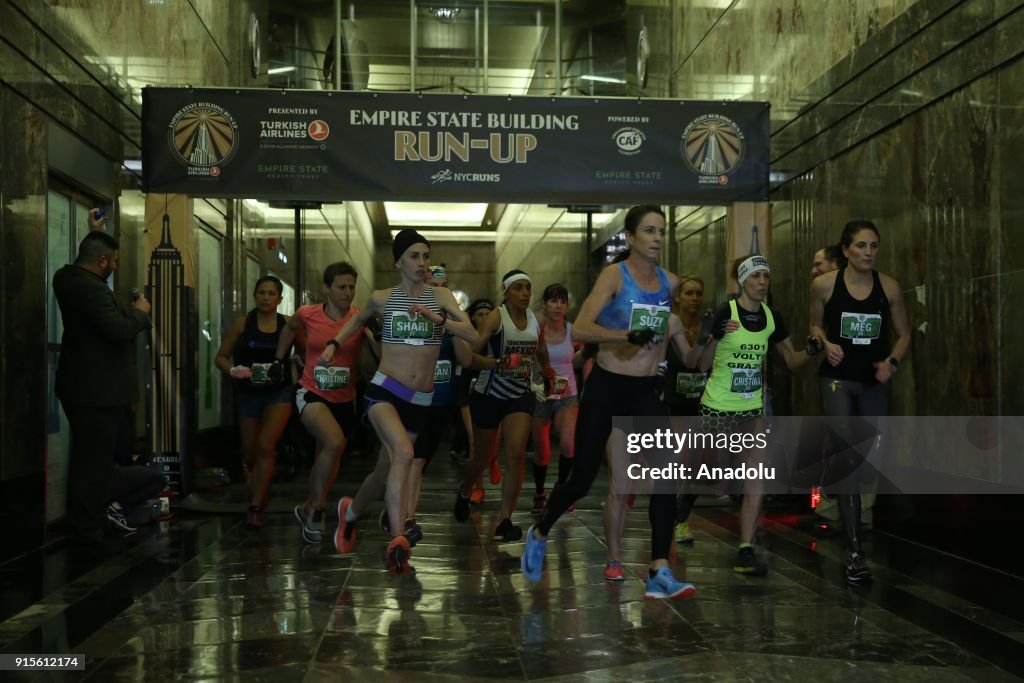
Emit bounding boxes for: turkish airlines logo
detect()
[308,120,330,141]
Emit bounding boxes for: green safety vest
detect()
[701,299,774,412]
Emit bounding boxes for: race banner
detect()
[142,87,770,204]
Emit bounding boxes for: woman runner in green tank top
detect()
[690,255,823,576]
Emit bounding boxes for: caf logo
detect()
[681,114,744,177]
[613,127,645,155]
[168,103,238,170]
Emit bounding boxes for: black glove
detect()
[268,359,284,383]
[627,328,656,346]
[698,312,730,345]
[805,336,824,356]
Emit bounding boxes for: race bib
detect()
[314,366,350,390]
[675,372,706,398]
[628,303,670,334]
[729,368,762,398]
[498,358,533,380]
[434,360,452,384]
[250,362,273,385]
[840,312,882,345]
[548,376,569,396]
[391,312,433,345]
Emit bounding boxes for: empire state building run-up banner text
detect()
[142,88,770,205]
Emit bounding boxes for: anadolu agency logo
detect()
[613,127,645,155]
[681,113,744,185]
[168,103,239,177]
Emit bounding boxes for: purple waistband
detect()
[370,372,433,406]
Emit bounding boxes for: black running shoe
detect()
[733,546,768,576]
[846,552,873,584]
[494,517,523,542]
[454,488,471,522]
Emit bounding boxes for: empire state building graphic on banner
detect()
[147,213,192,495]
[189,120,215,166]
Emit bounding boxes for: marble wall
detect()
[0,85,49,554]
[650,0,1024,492]
[659,0,1024,426]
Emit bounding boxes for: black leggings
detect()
[538,365,676,561]
[819,377,890,552]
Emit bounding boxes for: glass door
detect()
[196,222,224,431]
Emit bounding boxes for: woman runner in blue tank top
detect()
[521,205,696,602]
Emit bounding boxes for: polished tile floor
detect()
[2,450,1023,682]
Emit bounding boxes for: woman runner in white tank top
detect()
[454,269,556,542]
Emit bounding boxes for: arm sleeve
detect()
[768,306,788,345]
[709,303,731,340]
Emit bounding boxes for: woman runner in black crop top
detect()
[214,276,296,531]
[809,220,911,584]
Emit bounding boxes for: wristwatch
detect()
[325,339,339,348]
[887,356,899,371]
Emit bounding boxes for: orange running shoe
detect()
[386,535,413,574]
[334,497,357,554]
[604,560,625,582]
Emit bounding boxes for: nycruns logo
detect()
[168,102,238,176]
[613,127,645,155]
[308,120,330,141]
[681,113,744,185]
[431,169,501,184]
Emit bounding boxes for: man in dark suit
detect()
[53,219,151,544]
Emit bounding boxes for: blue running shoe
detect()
[521,525,547,582]
[644,567,696,601]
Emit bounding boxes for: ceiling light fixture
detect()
[430,7,460,21]
[580,74,627,84]
[268,66,296,75]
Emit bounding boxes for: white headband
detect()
[737,255,770,286]
[502,272,531,293]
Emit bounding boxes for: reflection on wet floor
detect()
[1,452,1022,682]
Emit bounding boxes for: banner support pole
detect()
[334,0,342,89]
[585,210,593,287]
[555,0,563,95]
[294,208,302,300]
[410,0,417,91]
